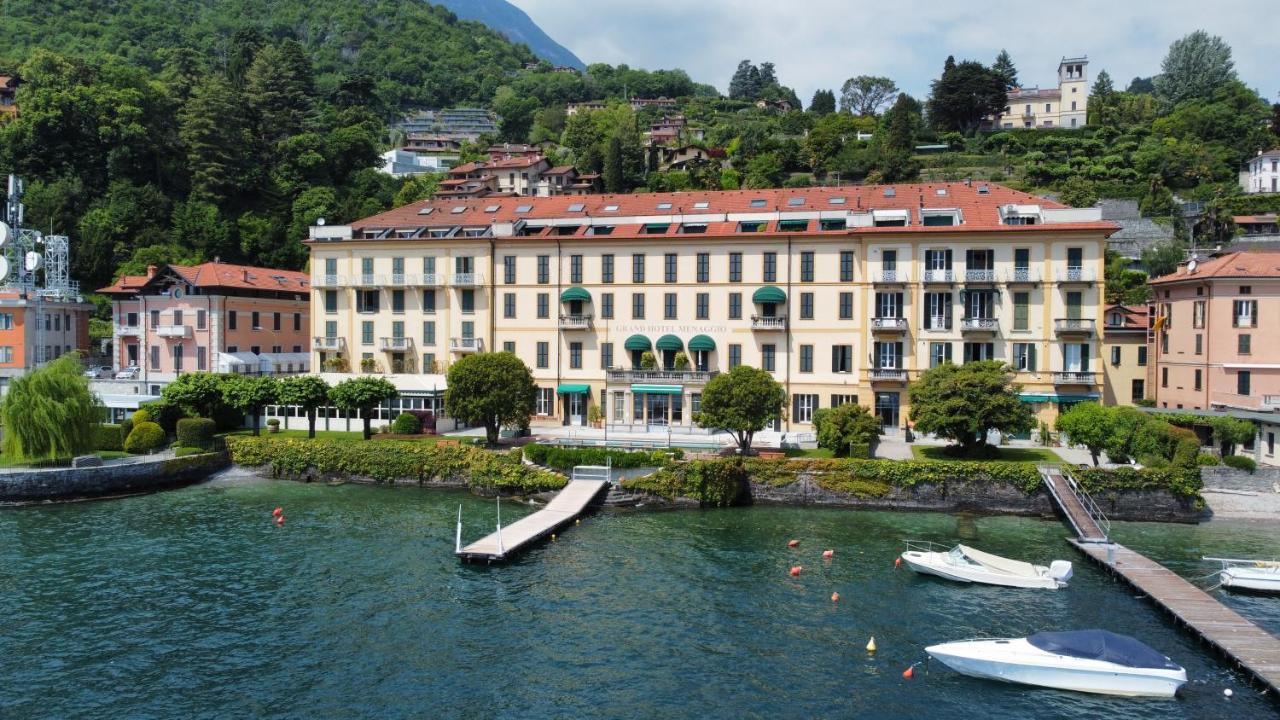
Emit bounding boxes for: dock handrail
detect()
[1038,463,1110,542]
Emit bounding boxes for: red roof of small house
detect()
[98,261,309,295]
[1148,251,1280,285]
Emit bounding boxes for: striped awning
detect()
[687,334,716,351]
[624,334,651,351]
[655,334,683,351]
[631,384,682,395]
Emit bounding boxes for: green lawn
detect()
[910,445,1061,463]
[784,447,835,458]
[0,450,131,468]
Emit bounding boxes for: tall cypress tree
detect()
[602,134,624,193]
[992,49,1018,90]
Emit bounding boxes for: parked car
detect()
[113,366,140,379]
[83,365,113,379]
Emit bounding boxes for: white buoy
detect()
[1224,689,1233,698]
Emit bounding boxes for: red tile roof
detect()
[1104,304,1149,330]
[1234,214,1278,224]
[1148,251,1280,285]
[98,262,309,294]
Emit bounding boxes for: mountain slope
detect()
[433,0,585,70]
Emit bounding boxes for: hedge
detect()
[1222,455,1257,473]
[93,424,124,452]
[523,444,682,471]
[621,459,749,507]
[124,422,167,454]
[176,418,217,449]
[226,436,566,493]
[391,412,422,435]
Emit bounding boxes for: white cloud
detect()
[509,0,1277,105]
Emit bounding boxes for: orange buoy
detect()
[275,515,285,526]
[789,566,802,577]
[902,666,914,679]
[788,539,800,548]
[822,549,834,559]
[831,591,840,602]
[895,556,902,568]
[272,507,283,517]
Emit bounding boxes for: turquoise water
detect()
[2,479,1278,719]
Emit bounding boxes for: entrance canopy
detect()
[687,334,716,351]
[655,334,683,351]
[556,383,590,395]
[624,334,651,351]
[631,384,681,395]
[753,285,786,304]
[559,287,591,303]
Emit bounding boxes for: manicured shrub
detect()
[93,424,124,452]
[391,412,422,435]
[623,459,749,507]
[1195,453,1220,466]
[124,422,166,454]
[176,418,217,449]
[523,444,681,471]
[119,418,134,445]
[1171,435,1201,469]
[131,409,152,425]
[848,443,872,459]
[1222,455,1257,473]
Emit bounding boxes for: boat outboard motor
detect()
[1049,560,1074,585]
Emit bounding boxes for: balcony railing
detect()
[871,317,908,332]
[1053,371,1097,385]
[313,336,346,351]
[1056,267,1096,283]
[965,269,997,283]
[351,274,387,287]
[450,337,482,352]
[1054,318,1096,335]
[154,324,191,338]
[1006,268,1040,284]
[380,337,414,351]
[558,314,593,330]
[874,270,908,284]
[922,269,954,283]
[869,368,907,382]
[312,274,345,288]
[751,315,787,330]
[960,317,999,332]
[1262,395,1280,410]
[606,369,719,385]
[116,324,142,337]
[450,273,484,286]
[922,317,951,332]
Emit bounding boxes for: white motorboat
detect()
[1206,557,1280,594]
[900,541,1073,589]
[927,630,1187,698]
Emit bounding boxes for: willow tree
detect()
[1,353,97,461]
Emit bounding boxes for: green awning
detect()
[559,287,591,303]
[687,334,716,351]
[1020,393,1101,403]
[1019,394,1052,403]
[556,383,590,395]
[655,334,683,351]
[752,285,786,304]
[632,384,682,395]
[624,334,651,351]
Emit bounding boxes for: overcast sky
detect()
[509,0,1277,105]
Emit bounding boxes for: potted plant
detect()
[587,404,602,428]
[267,418,281,434]
[323,356,350,373]
[360,357,379,373]
[640,351,657,370]
[673,351,690,371]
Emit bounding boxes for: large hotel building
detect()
[307,183,1114,434]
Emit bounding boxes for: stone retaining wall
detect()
[1201,466,1280,493]
[0,453,229,503]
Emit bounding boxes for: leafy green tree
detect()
[392,173,444,206]
[277,375,332,439]
[1090,70,1116,126]
[696,366,786,454]
[602,134,625,193]
[170,199,233,260]
[1127,77,1156,95]
[813,403,882,457]
[1210,416,1254,456]
[743,152,785,189]
[1055,402,1114,466]
[839,75,899,116]
[161,371,226,419]
[445,352,536,446]
[329,377,399,440]
[1104,252,1151,304]
[220,375,279,436]
[808,89,836,115]
[0,354,96,462]
[908,361,1034,456]
[729,60,762,100]
[180,75,254,204]
[1154,31,1236,107]
[927,59,1007,133]
[1058,176,1099,208]
[244,40,315,147]
[1142,239,1186,278]
[992,49,1018,90]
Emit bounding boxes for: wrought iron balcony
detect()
[350,274,386,288]
[606,369,719,385]
[380,337,414,351]
[964,269,997,283]
[873,270,908,284]
[921,269,954,284]
[1052,371,1096,385]
[1054,318,1096,336]
[960,318,999,333]
[116,324,142,337]
[1056,267,1096,284]
[751,315,787,330]
[1006,268,1040,284]
[154,324,191,338]
[868,368,907,383]
[450,273,485,286]
[558,314,593,330]
[312,274,345,288]
[313,336,346,351]
[871,317,908,332]
[922,317,952,332]
[450,337,482,352]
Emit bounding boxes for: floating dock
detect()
[456,466,609,563]
[1038,465,1280,696]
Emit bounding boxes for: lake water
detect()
[2,478,1278,719]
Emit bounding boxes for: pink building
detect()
[98,262,311,386]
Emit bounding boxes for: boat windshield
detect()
[1027,630,1181,670]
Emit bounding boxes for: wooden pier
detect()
[1038,466,1280,696]
[455,466,609,563]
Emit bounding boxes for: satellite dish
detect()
[173,288,183,299]
[317,217,327,226]
[0,222,9,246]
[24,251,41,272]
[1187,259,1198,274]
[0,256,9,281]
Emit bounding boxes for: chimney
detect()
[146,265,157,278]
[242,270,251,282]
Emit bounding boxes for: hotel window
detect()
[697,253,710,283]
[536,342,549,369]
[696,293,710,320]
[614,392,626,422]
[839,292,853,320]
[423,290,436,314]
[728,293,742,320]
[1238,371,1251,396]
[424,257,436,279]
[570,255,583,284]
[800,293,814,320]
[1194,369,1202,392]
[602,254,614,283]
[831,394,857,408]
[424,352,437,371]
[171,345,183,372]
[664,293,677,320]
[1233,299,1257,327]
[1192,300,1205,328]
[1239,334,1251,355]
[361,321,374,345]
[1194,334,1202,355]
[1131,380,1145,403]
[832,345,853,373]
[800,252,814,282]
[151,310,160,327]
[924,292,952,330]
[361,257,374,280]
[357,290,379,313]
[391,291,405,314]
[502,342,514,354]
[793,394,818,424]
[324,257,337,279]
[874,341,902,369]
[1137,346,1147,366]
[729,253,742,282]
[665,253,678,283]
[197,310,207,330]
[601,342,614,369]
[537,293,549,319]
[799,345,813,373]
[536,387,553,415]
[601,293,614,319]
[963,342,994,362]
[632,293,645,319]
[875,292,902,319]
[391,321,405,340]
[460,289,474,314]
[840,251,855,282]
[537,255,550,284]
[728,344,742,369]
[503,256,516,284]
[293,313,301,331]
[1111,346,1122,365]
[252,311,262,329]
[1013,292,1029,330]
[569,342,582,369]
[1162,367,1168,388]
[691,393,702,414]
[762,344,776,372]
[197,346,206,371]
[763,252,777,282]
[930,342,953,368]
[1012,343,1037,372]
[423,321,436,346]
[503,293,516,319]
[325,320,337,339]
[1065,291,1082,320]
[632,253,646,283]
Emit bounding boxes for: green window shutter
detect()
[1028,344,1037,372]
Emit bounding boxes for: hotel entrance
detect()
[557,384,590,426]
